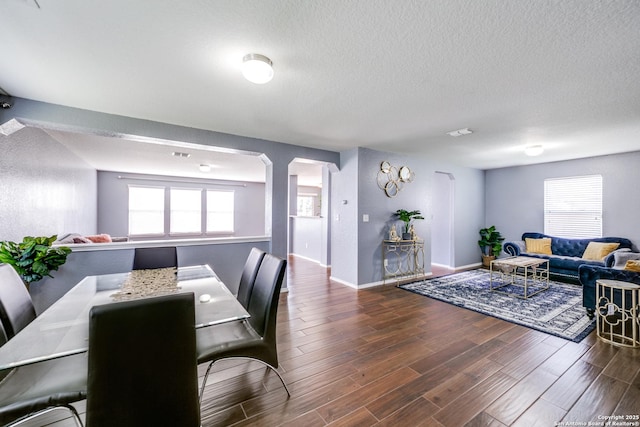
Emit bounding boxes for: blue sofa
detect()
[579,256,640,318]
[503,232,633,281]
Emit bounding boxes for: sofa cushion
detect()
[522,253,604,273]
[612,251,640,269]
[521,233,633,258]
[582,242,620,261]
[624,260,640,272]
[549,255,604,272]
[525,238,552,255]
[86,234,112,243]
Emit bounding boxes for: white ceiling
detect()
[1,0,640,172]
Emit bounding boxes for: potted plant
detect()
[478,225,505,267]
[394,209,424,240]
[0,235,71,287]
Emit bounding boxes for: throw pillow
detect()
[86,234,113,243]
[582,242,620,261]
[624,260,640,272]
[613,251,640,269]
[525,238,552,255]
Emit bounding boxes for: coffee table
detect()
[489,256,550,299]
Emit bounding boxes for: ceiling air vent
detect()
[171,152,191,158]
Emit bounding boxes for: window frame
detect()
[296,192,319,217]
[126,184,236,238]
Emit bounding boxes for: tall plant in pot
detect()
[478,226,504,267]
[0,235,71,287]
[394,209,424,240]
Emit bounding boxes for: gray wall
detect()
[290,217,323,262]
[0,127,97,241]
[97,171,266,238]
[447,163,486,268]
[357,148,430,284]
[331,148,360,285]
[331,147,485,287]
[1,97,340,261]
[485,151,640,249]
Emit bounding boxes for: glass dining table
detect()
[0,265,249,370]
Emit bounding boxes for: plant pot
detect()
[402,233,412,241]
[481,254,495,268]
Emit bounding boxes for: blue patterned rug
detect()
[399,269,595,342]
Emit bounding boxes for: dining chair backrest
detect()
[132,246,178,270]
[86,293,199,427]
[246,254,287,346]
[0,264,37,339]
[0,318,8,347]
[236,247,266,309]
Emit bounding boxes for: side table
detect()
[382,240,425,284]
[595,279,640,348]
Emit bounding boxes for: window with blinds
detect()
[128,186,165,236]
[544,175,602,238]
[170,188,202,234]
[206,190,234,233]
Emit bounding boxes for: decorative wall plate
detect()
[399,166,412,182]
[377,161,415,197]
[380,161,392,173]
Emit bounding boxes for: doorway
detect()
[431,172,455,268]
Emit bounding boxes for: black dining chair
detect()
[0,264,86,426]
[236,247,266,309]
[132,246,178,270]
[0,264,36,339]
[196,253,289,401]
[86,293,199,427]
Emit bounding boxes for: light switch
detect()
[363,214,369,222]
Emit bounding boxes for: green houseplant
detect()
[478,225,505,267]
[0,235,71,287]
[394,209,425,240]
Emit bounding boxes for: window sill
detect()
[56,235,271,252]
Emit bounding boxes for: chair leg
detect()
[222,357,290,397]
[9,405,84,427]
[199,361,216,406]
[198,357,290,404]
[251,359,291,397]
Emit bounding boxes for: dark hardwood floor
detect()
[29,257,640,426]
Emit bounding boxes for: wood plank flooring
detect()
[25,258,640,426]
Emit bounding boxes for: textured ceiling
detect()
[1,0,639,171]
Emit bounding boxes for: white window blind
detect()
[170,188,202,234]
[128,186,165,236]
[206,190,234,233]
[544,175,602,238]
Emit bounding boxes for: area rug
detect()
[398,269,595,342]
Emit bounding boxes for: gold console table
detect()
[382,240,425,283]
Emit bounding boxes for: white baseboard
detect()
[289,252,329,267]
[330,272,434,290]
[432,262,482,271]
[455,262,483,271]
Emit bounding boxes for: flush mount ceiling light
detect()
[446,128,473,137]
[242,53,274,84]
[524,145,544,156]
[199,164,211,172]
